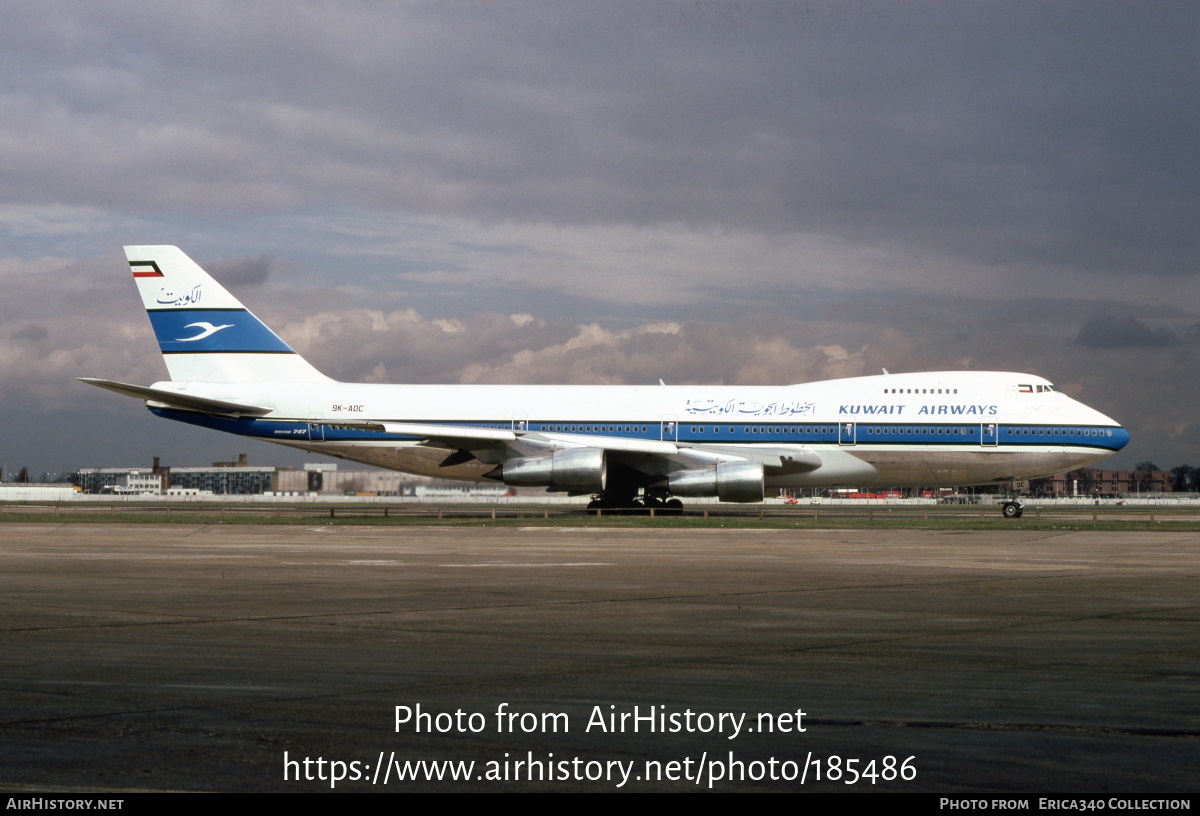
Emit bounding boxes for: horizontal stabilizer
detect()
[76,378,273,417]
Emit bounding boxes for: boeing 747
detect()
[80,246,1129,516]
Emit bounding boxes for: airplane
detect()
[80,245,1129,517]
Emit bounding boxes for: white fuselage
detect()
[149,369,1127,490]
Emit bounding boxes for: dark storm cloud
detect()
[10,323,49,343]
[1075,314,1179,349]
[1,2,1195,279]
[206,254,274,287]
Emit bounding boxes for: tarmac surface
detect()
[0,522,1196,792]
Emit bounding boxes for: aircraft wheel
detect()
[664,498,684,516]
[640,496,662,515]
[1002,502,1023,519]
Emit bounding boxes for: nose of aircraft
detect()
[1079,399,1129,452]
[1110,425,1131,451]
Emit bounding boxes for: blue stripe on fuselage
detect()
[151,410,389,440]
[150,410,1130,452]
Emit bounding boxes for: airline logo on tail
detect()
[176,322,235,342]
[147,309,293,354]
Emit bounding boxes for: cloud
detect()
[272,306,570,385]
[10,323,49,343]
[0,2,1194,278]
[1075,314,1178,349]
[0,204,138,238]
[455,320,883,387]
[206,254,274,287]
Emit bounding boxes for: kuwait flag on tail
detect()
[129,260,163,278]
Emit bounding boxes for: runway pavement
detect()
[0,523,1196,792]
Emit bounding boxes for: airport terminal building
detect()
[71,455,509,499]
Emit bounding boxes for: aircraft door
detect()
[839,422,856,446]
[981,422,999,446]
[307,414,325,441]
[661,415,678,441]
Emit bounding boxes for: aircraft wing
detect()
[322,420,821,476]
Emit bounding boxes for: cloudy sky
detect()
[1,1,1197,478]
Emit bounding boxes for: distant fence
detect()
[2,501,1199,524]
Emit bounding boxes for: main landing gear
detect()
[586,492,684,515]
[1001,500,1024,519]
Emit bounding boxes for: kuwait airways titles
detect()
[838,404,998,416]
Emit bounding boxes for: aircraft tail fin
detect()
[125,245,331,384]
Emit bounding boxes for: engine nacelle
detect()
[667,461,764,503]
[500,447,607,493]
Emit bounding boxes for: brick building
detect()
[1026,468,1174,498]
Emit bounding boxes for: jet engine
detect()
[667,461,764,503]
[498,447,607,493]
